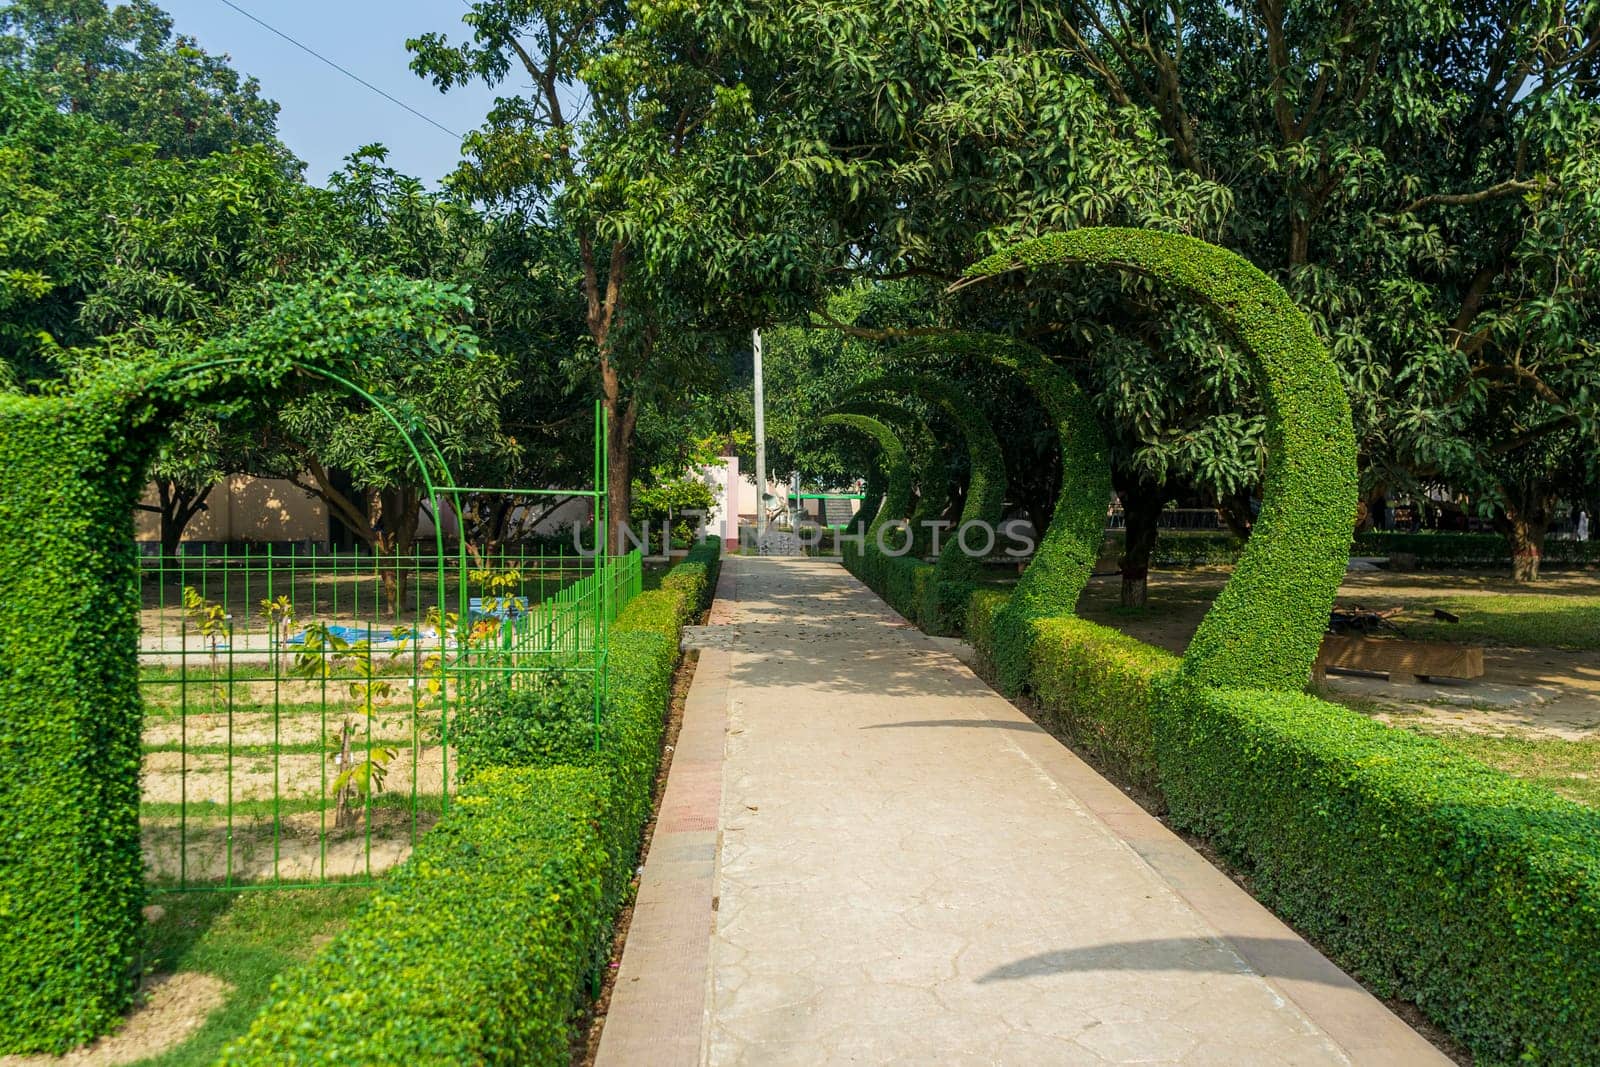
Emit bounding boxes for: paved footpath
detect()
[597,556,1447,1066]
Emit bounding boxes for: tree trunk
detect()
[140,481,214,555]
[1217,489,1256,540]
[374,486,420,616]
[1495,499,1552,583]
[1117,479,1166,608]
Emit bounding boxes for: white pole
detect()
[753,329,767,539]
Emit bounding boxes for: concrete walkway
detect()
[597,556,1447,1066]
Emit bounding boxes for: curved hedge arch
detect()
[852,464,887,535]
[850,372,1007,633]
[835,397,948,558]
[819,413,912,552]
[0,274,474,1054]
[964,229,1358,690]
[885,333,1111,692]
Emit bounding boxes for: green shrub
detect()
[963,588,1011,671]
[454,673,597,781]
[882,555,935,626]
[1354,530,1600,568]
[631,476,716,552]
[1154,683,1600,1063]
[218,766,614,1066]
[968,229,1358,691]
[661,538,723,614]
[614,586,691,641]
[1027,618,1179,793]
[225,544,717,1064]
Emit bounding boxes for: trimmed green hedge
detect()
[218,765,615,1065]
[968,230,1358,692]
[853,370,1007,636]
[946,575,1600,1061]
[0,396,150,1054]
[1028,617,1179,795]
[1354,531,1600,568]
[1155,682,1600,1063]
[1103,531,1600,571]
[222,544,718,1065]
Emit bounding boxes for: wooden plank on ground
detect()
[1314,634,1484,685]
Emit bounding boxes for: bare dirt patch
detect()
[0,972,231,1067]
[142,805,436,883]
[141,746,447,805]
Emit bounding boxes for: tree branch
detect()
[1398,178,1556,215]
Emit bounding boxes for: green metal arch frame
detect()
[963,228,1359,690]
[138,355,469,788]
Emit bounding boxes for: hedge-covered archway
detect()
[0,273,475,1054]
[819,412,911,540]
[850,371,1007,634]
[963,229,1358,690]
[883,333,1111,692]
[835,397,948,558]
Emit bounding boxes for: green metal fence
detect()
[138,544,640,891]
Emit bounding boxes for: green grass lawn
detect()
[1412,729,1600,808]
[133,886,371,1066]
[1398,593,1600,650]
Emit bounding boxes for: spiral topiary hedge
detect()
[897,333,1111,692]
[964,228,1358,690]
[821,413,913,593]
[834,398,947,558]
[850,370,1007,635]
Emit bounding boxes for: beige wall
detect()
[135,476,327,543]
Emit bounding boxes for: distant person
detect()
[1579,510,1590,542]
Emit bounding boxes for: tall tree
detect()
[0,0,284,161]
[1045,0,1600,578]
[409,2,808,552]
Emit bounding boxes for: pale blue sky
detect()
[159,0,505,185]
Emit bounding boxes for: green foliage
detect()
[454,673,597,782]
[217,765,614,1066]
[223,545,718,1063]
[0,395,147,1053]
[962,588,1011,673]
[0,0,283,162]
[1027,618,1180,795]
[632,475,717,550]
[1154,682,1600,1064]
[1353,531,1600,569]
[0,270,487,1054]
[968,229,1358,690]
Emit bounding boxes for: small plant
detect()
[181,586,229,702]
[469,566,528,616]
[257,594,296,672]
[290,622,399,829]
